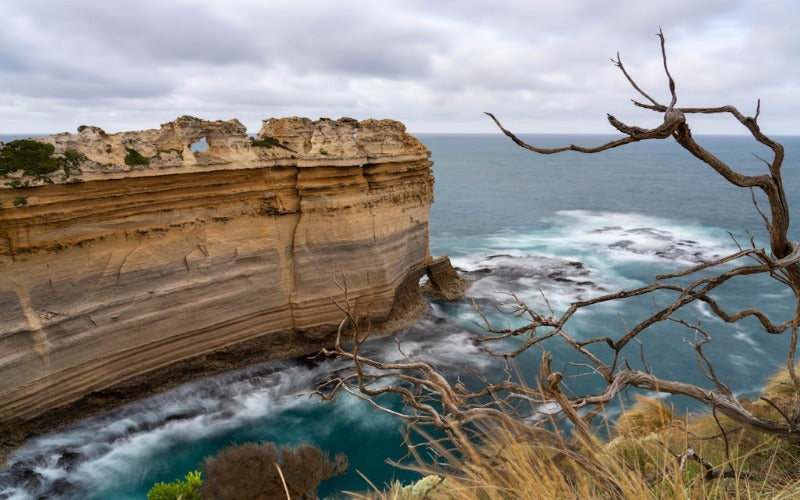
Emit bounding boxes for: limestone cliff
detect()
[0,116,434,422]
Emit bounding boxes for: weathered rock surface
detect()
[423,256,473,301]
[0,116,434,423]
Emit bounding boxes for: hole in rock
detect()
[190,137,208,152]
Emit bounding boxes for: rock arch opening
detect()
[190,137,208,152]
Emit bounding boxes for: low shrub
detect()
[60,149,85,175]
[146,470,202,500]
[0,140,58,176]
[614,395,677,437]
[201,441,347,499]
[124,148,150,166]
[251,136,293,151]
[251,136,281,148]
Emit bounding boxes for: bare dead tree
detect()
[481,29,800,438]
[315,30,800,473]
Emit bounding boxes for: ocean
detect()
[1,133,799,498]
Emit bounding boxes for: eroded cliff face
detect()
[0,116,433,422]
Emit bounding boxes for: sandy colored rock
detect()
[423,255,473,301]
[0,116,434,422]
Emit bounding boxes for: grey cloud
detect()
[5,1,264,66]
[0,0,798,134]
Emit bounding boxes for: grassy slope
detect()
[358,367,800,499]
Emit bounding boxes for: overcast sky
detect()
[1,0,798,135]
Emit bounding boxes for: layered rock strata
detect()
[0,116,434,423]
[422,255,473,301]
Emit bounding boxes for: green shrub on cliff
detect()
[251,136,293,151]
[146,470,202,500]
[60,149,85,175]
[251,136,281,148]
[0,139,59,176]
[0,141,86,181]
[124,148,150,166]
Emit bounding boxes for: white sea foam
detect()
[521,209,732,265]
[453,210,736,320]
[728,353,758,368]
[732,326,764,353]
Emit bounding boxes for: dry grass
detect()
[615,395,678,437]
[357,384,800,500]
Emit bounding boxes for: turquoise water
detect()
[1,133,799,498]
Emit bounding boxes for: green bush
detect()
[251,136,281,148]
[0,140,58,176]
[251,136,292,151]
[124,148,150,166]
[13,197,27,207]
[147,470,202,500]
[60,149,85,175]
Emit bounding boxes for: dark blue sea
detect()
[1,133,799,499]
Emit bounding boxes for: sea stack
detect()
[0,116,435,422]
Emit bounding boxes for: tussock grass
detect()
[615,395,678,437]
[359,383,800,500]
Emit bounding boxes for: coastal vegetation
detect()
[347,369,800,499]
[0,139,59,177]
[149,442,347,499]
[60,148,84,175]
[0,139,85,183]
[124,147,151,166]
[202,442,347,499]
[147,471,202,500]
[251,135,293,151]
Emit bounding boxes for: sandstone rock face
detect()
[0,116,433,421]
[423,256,473,301]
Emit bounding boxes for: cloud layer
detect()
[1,0,798,134]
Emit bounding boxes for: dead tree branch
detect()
[481,30,800,439]
[316,31,800,475]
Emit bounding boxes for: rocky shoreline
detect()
[0,253,468,467]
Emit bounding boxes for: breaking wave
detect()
[451,210,735,313]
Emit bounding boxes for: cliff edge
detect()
[0,116,434,424]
